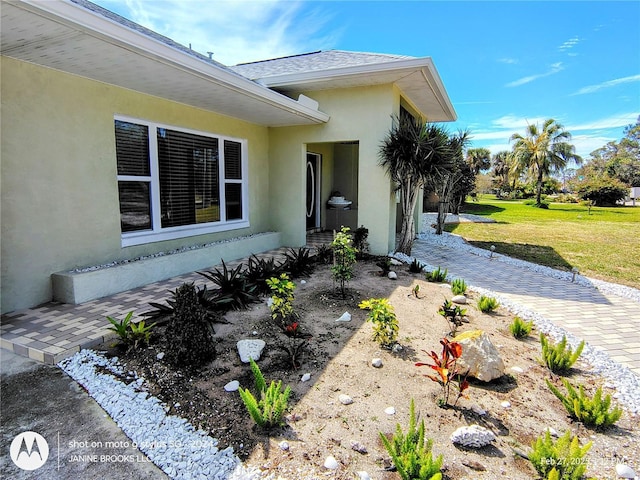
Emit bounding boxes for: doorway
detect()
[306,153,321,231]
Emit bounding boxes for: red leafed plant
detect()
[416,338,470,407]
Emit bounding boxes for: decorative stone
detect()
[388,271,398,280]
[616,463,636,479]
[501,401,511,408]
[336,312,351,322]
[452,295,467,304]
[384,406,396,415]
[462,459,487,471]
[301,373,311,382]
[453,330,505,382]
[450,424,496,448]
[324,455,339,470]
[390,258,403,266]
[237,339,266,363]
[471,404,487,416]
[156,352,165,360]
[300,280,307,285]
[510,366,524,373]
[339,394,353,405]
[545,427,559,438]
[279,441,290,451]
[357,472,371,480]
[266,297,274,307]
[371,358,383,368]
[350,441,368,454]
[392,344,403,353]
[224,380,239,392]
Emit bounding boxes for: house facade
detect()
[0,0,456,314]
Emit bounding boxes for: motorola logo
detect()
[10,431,49,471]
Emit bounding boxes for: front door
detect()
[306,153,321,230]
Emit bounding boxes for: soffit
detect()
[0,1,328,127]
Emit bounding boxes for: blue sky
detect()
[94,0,639,159]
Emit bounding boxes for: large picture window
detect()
[115,117,248,246]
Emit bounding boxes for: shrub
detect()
[238,358,291,428]
[282,247,315,278]
[540,334,585,374]
[352,226,370,259]
[450,278,467,295]
[107,311,155,350]
[379,399,443,480]
[416,338,469,407]
[546,378,622,428]
[509,316,533,339]
[314,244,333,264]
[164,283,216,368]
[528,430,591,480]
[426,266,447,283]
[245,254,286,295]
[438,299,466,337]
[409,259,425,273]
[477,295,499,313]
[359,298,399,347]
[575,175,628,206]
[331,227,357,297]
[143,284,221,325]
[266,273,297,327]
[199,260,258,311]
[376,257,392,275]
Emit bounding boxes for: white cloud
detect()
[558,36,580,51]
[571,134,617,158]
[567,112,639,131]
[571,74,640,96]
[103,0,338,65]
[505,62,564,87]
[497,57,518,64]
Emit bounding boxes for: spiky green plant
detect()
[546,378,622,428]
[477,295,499,313]
[528,430,591,480]
[426,267,447,283]
[379,399,443,480]
[540,334,585,374]
[409,259,425,273]
[128,319,155,349]
[238,358,291,429]
[359,298,399,347]
[450,278,467,295]
[509,316,533,339]
[107,311,132,342]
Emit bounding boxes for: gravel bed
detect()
[390,218,640,414]
[58,350,263,480]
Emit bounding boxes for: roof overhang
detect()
[0,0,329,127]
[255,57,457,122]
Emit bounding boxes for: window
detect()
[115,117,248,246]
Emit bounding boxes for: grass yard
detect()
[445,195,640,289]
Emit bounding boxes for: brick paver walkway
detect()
[411,238,640,377]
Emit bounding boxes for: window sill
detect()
[121,220,250,247]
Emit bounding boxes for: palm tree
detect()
[379,117,451,254]
[466,147,491,174]
[510,119,582,206]
[491,150,511,197]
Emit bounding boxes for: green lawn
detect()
[444,196,640,289]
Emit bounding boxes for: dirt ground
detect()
[97,258,639,480]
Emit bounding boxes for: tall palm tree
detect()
[510,119,582,206]
[379,117,451,254]
[466,147,491,174]
[491,150,511,197]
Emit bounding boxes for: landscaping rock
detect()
[384,406,396,415]
[357,472,371,480]
[450,424,496,448]
[339,394,354,405]
[350,441,368,454]
[545,427,559,438]
[510,366,524,373]
[336,312,351,322]
[471,404,487,416]
[501,401,511,408]
[388,271,398,280]
[279,441,290,451]
[390,258,403,266]
[236,339,266,363]
[156,352,165,360]
[301,373,311,382]
[453,330,505,382]
[371,358,383,368]
[616,463,636,479]
[452,294,467,304]
[462,459,487,471]
[223,380,239,392]
[324,455,339,470]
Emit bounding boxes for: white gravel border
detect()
[390,218,640,414]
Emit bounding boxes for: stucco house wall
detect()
[0,56,272,313]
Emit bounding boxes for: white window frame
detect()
[115,115,249,247]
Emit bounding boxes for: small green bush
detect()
[509,316,533,339]
[331,227,357,297]
[477,295,499,313]
[245,254,286,295]
[282,247,315,278]
[199,260,258,311]
[426,267,447,283]
[528,430,591,480]
[238,358,291,429]
[546,378,622,428]
[409,259,425,273]
[540,334,584,374]
[438,299,466,337]
[107,311,155,350]
[359,298,399,347]
[379,399,443,480]
[450,278,467,295]
[266,273,297,328]
[314,244,333,264]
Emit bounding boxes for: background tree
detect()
[510,119,582,206]
[588,119,640,187]
[379,117,451,254]
[466,147,491,174]
[491,150,512,197]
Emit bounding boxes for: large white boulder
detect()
[450,424,496,448]
[237,339,266,363]
[453,330,505,382]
